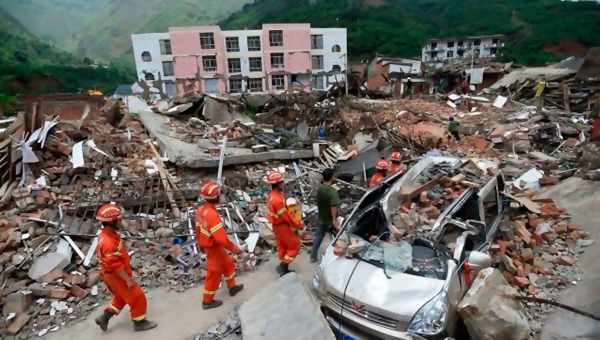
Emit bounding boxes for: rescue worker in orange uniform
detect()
[266,171,303,276]
[195,181,244,309]
[94,203,157,332]
[389,152,407,176]
[369,159,389,188]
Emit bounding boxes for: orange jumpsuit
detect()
[369,172,386,188]
[97,228,147,321]
[267,190,302,264]
[389,163,406,176]
[195,202,240,304]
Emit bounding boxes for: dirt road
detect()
[539,178,600,340]
[45,254,315,340]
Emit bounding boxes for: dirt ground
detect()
[45,253,316,340]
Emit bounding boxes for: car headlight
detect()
[407,290,448,336]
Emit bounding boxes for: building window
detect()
[229,78,242,93]
[272,75,285,90]
[226,37,240,52]
[457,49,464,57]
[269,30,283,47]
[204,79,219,93]
[332,65,341,72]
[271,53,284,69]
[431,51,438,59]
[312,55,324,70]
[162,61,174,76]
[332,44,341,53]
[490,47,498,56]
[311,75,324,90]
[228,58,241,73]
[141,51,152,62]
[311,34,323,49]
[492,38,499,45]
[249,57,262,72]
[248,78,263,92]
[200,32,215,49]
[202,56,217,72]
[159,40,172,55]
[474,49,480,57]
[164,81,176,97]
[247,36,261,51]
[446,51,453,58]
[474,39,481,46]
[144,72,155,81]
[458,41,464,47]
[431,42,437,49]
[447,41,454,48]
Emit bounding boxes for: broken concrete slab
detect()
[458,268,530,340]
[138,110,315,168]
[28,239,72,281]
[239,273,335,340]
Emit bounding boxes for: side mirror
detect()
[466,251,491,270]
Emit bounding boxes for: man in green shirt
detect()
[311,168,341,263]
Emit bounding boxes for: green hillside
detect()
[0,8,132,113]
[222,0,600,65]
[0,0,253,64]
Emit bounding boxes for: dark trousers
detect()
[311,223,332,261]
[450,130,460,141]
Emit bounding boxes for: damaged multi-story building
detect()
[131,24,347,98]
[421,34,505,64]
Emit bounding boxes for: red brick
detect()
[556,255,577,266]
[7,313,30,334]
[70,285,88,300]
[542,232,558,242]
[521,248,534,263]
[49,288,70,299]
[515,223,532,244]
[513,276,530,288]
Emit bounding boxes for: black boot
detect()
[202,300,223,310]
[276,262,288,276]
[133,319,158,332]
[229,284,244,297]
[278,263,294,277]
[94,311,114,332]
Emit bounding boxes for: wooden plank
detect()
[146,140,181,218]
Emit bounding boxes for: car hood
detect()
[321,248,446,320]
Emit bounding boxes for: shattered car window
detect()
[358,240,448,279]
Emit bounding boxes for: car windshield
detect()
[358,239,449,280]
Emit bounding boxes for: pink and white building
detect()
[131,24,347,97]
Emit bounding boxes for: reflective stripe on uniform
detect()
[109,305,121,314]
[203,289,217,295]
[210,223,223,234]
[132,314,146,321]
[223,272,235,281]
[283,255,295,263]
[199,228,211,236]
[275,207,286,217]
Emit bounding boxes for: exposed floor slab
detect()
[138,110,315,168]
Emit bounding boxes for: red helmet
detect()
[266,171,284,184]
[375,159,389,171]
[96,203,123,222]
[200,181,220,200]
[391,152,402,162]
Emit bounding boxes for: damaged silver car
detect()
[313,156,505,340]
